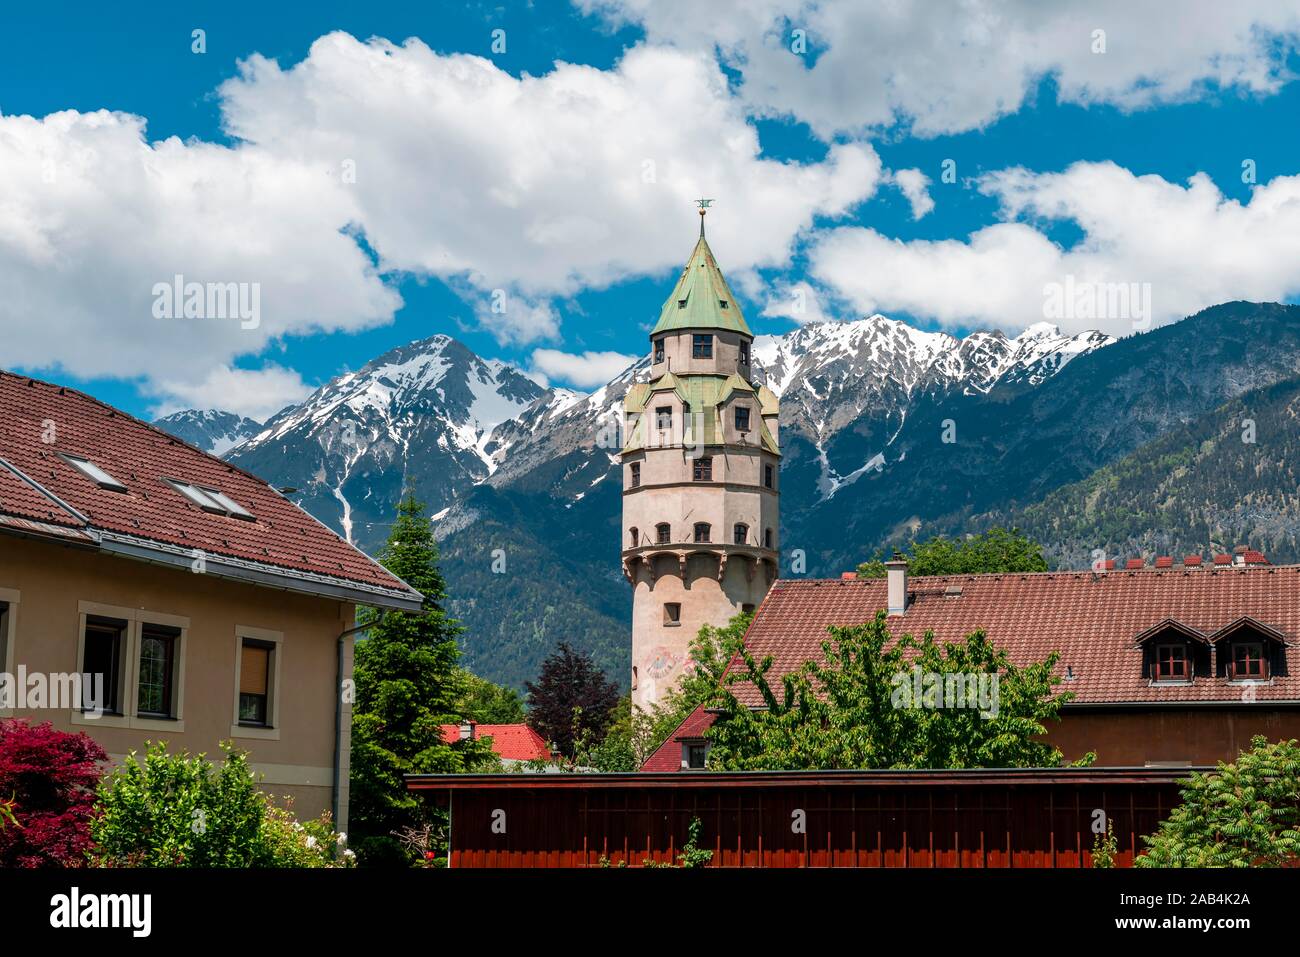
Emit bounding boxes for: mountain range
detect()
[151,409,262,456]
[148,301,1300,690]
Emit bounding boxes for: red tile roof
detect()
[724,568,1300,708]
[0,370,420,608]
[640,705,717,772]
[439,724,551,762]
[1124,558,1145,570]
[1214,554,1232,566]
[1184,555,1203,567]
[1154,556,1173,568]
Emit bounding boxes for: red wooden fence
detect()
[406,767,1194,868]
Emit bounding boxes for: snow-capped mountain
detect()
[151,409,263,456]
[752,315,1114,443]
[203,302,1300,690]
[224,316,1111,553]
[227,334,548,546]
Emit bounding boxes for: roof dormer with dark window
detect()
[1209,617,1289,682]
[1133,619,1210,684]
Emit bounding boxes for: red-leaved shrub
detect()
[0,719,106,867]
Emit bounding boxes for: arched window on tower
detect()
[733,523,748,545]
[629,527,639,547]
[694,523,711,543]
[656,523,671,544]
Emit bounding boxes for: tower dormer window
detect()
[630,462,641,487]
[655,407,672,430]
[655,523,671,544]
[693,457,712,481]
[654,339,664,363]
[735,406,751,431]
[692,334,713,359]
[740,341,750,365]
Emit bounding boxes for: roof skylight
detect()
[167,479,255,520]
[61,454,127,492]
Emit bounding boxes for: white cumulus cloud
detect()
[579,0,1300,138]
[149,364,313,421]
[808,161,1300,336]
[891,168,935,219]
[217,34,884,343]
[530,349,639,388]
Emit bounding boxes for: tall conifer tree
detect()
[349,492,495,863]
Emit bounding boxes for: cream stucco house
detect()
[0,369,423,829]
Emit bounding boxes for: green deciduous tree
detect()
[706,613,1086,771]
[349,493,497,863]
[456,669,525,724]
[858,527,1048,578]
[525,641,619,759]
[575,613,752,772]
[1136,736,1300,867]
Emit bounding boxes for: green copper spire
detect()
[651,206,752,337]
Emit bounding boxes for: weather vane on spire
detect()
[696,197,714,236]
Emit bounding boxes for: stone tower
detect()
[622,209,780,711]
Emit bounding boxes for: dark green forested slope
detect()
[973,377,1300,568]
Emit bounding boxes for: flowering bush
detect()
[0,719,106,867]
[258,802,355,867]
[91,740,351,867]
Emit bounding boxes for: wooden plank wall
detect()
[445,780,1180,868]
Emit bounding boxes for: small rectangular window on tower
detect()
[692,334,713,359]
[693,456,712,481]
[655,407,672,431]
[764,464,774,489]
[653,339,664,363]
[735,406,751,431]
[740,341,750,365]
[663,603,681,625]
[630,462,640,488]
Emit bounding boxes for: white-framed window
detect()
[0,587,19,717]
[72,601,188,732]
[231,626,283,740]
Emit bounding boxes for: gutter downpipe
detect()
[333,612,385,830]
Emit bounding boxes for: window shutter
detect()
[240,645,269,696]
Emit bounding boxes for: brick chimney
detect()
[885,552,909,616]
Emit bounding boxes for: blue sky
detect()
[4,1,1300,420]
